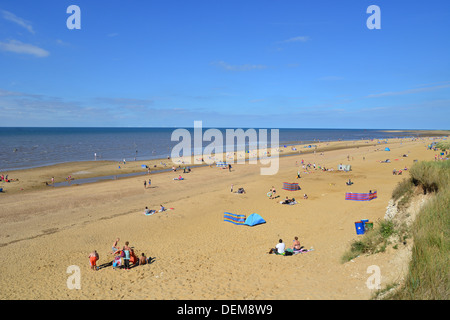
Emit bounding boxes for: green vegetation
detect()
[409,161,450,193]
[435,141,450,151]
[386,186,449,299]
[341,160,449,300]
[340,219,407,263]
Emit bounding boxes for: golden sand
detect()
[0,137,445,299]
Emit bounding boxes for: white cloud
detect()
[1,10,35,34]
[56,39,70,46]
[280,36,310,43]
[0,40,49,57]
[212,60,267,71]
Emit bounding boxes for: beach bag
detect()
[284,250,293,256]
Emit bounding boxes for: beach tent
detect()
[345,191,377,201]
[338,164,352,171]
[385,147,390,151]
[244,213,266,227]
[223,212,246,225]
[282,182,301,191]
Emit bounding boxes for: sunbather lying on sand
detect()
[280,197,296,205]
[144,207,156,215]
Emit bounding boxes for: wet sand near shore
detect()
[0,136,445,299]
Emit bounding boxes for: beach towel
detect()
[283,248,313,255]
[144,210,156,215]
[345,191,377,201]
[224,212,246,225]
[282,182,300,191]
[292,248,313,255]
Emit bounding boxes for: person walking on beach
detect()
[148,179,151,187]
[144,180,147,188]
[89,250,99,271]
[231,184,233,193]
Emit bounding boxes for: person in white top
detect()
[276,239,285,254]
[269,239,286,254]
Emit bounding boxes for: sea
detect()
[0,127,422,171]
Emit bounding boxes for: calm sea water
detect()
[0,127,418,171]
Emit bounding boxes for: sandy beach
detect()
[0,136,445,300]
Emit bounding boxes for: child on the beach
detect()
[89,250,99,270]
[139,253,147,265]
[271,186,276,198]
[111,238,120,253]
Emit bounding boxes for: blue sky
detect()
[0,0,449,129]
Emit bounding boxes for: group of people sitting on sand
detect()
[144,204,166,215]
[267,186,277,199]
[88,238,151,271]
[172,165,191,172]
[268,237,307,255]
[0,174,17,183]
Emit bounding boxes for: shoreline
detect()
[379,129,450,136]
[0,136,431,193]
[2,128,447,173]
